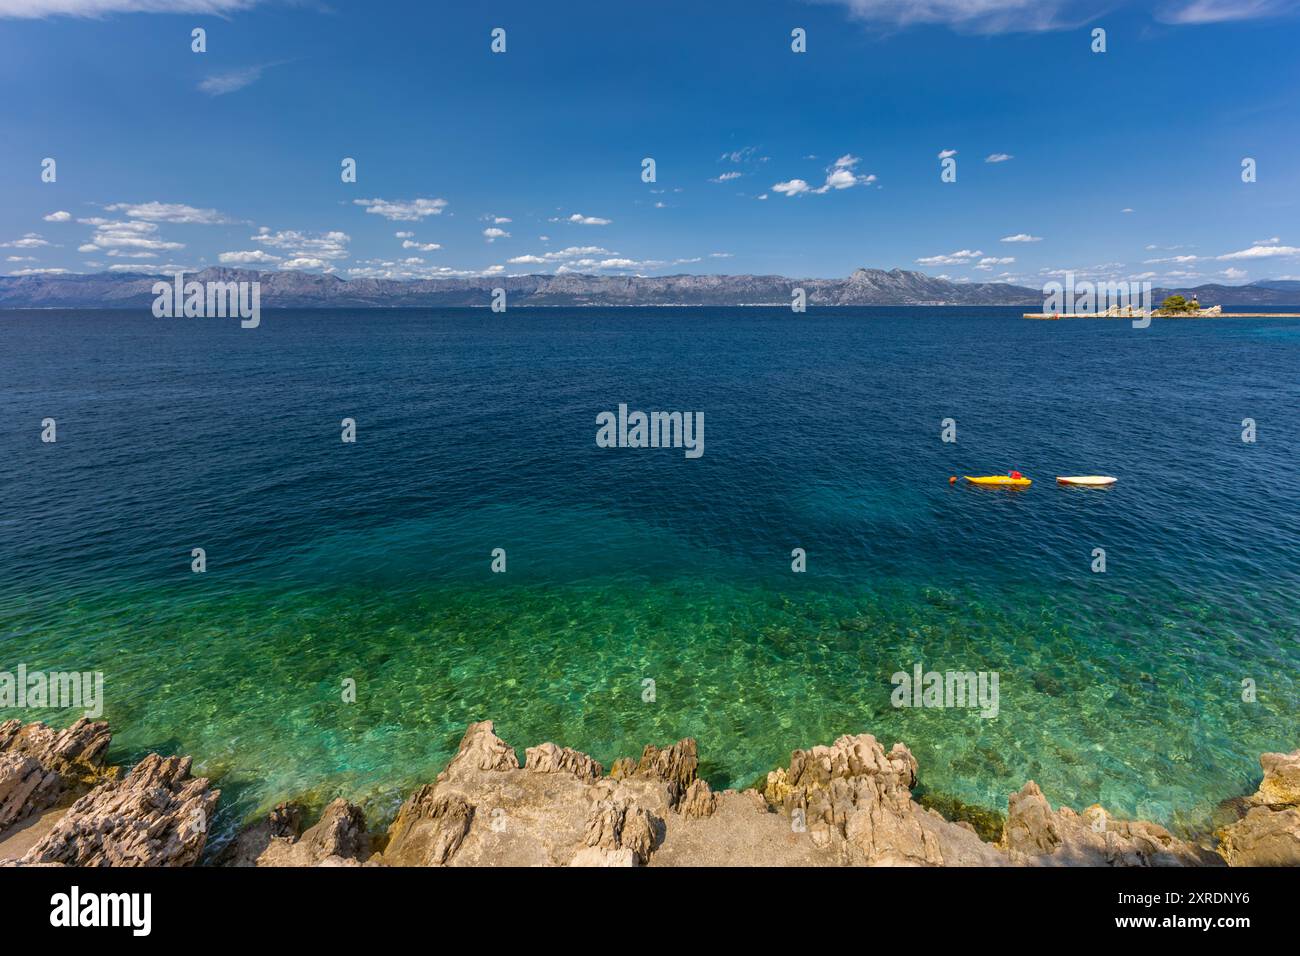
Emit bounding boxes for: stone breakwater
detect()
[1,717,1296,867]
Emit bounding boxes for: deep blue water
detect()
[1,307,1297,836]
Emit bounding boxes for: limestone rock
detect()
[224,799,369,867]
[632,739,698,805]
[524,742,603,782]
[217,802,303,866]
[442,721,519,778]
[20,753,218,867]
[381,788,474,866]
[1003,781,1219,867]
[1253,750,1300,808]
[1216,749,1300,866]
[0,719,113,834]
[578,795,658,865]
[608,757,637,779]
[763,733,1004,866]
[0,753,56,833]
[0,718,112,778]
[1216,806,1300,866]
[679,779,717,819]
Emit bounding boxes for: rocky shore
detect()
[1,717,1295,867]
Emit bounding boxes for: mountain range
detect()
[2,267,1297,309]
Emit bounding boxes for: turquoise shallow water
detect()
[1,307,1297,840]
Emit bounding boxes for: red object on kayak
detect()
[1009,470,1023,479]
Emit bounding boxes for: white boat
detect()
[1056,476,1117,487]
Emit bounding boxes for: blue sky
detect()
[3,0,1299,286]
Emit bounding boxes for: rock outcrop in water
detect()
[0,717,1294,867]
[218,798,370,867]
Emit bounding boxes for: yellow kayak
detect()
[964,475,1032,487]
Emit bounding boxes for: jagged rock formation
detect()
[17,753,218,867]
[1216,750,1300,866]
[0,718,112,833]
[1003,781,1220,866]
[220,798,370,867]
[523,741,603,782]
[0,718,1292,867]
[762,733,1006,865]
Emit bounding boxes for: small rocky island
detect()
[1,717,1295,867]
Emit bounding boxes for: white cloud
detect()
[1,232,51,248]
[553,213,612,225]
[937,148,958,159]
[821,167,875,191]
[354,198,448,221]
[219,249,281,265]
[81,220,183,253]
[1154,0,1299,24]
[1,1,260,17]
[1000,234,1042,242]
[1254,236,1280,244]
[43,210,72,222]
[1220,267,1248,279]
[772,154,877,197]
[402,239,441,252]
[1144,254,1200,264]
[709,171,743,183]
[772,179,812,196]
[11,267,69,275]
[252,227,350,260]
[508,246,613,265]
[199,65,268,96]
[817,0,1101,34]
[279,257,330,271]
[105,201,232,224]
[1217,244,1300,260]
[6,255,38,261]
[917,249,984,266]
[395,231,414,239]
[985,153,1013,163]
[483,227,510,242]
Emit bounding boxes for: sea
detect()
[1,306,1296,840]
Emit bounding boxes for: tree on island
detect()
[1159,294,1199,313]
